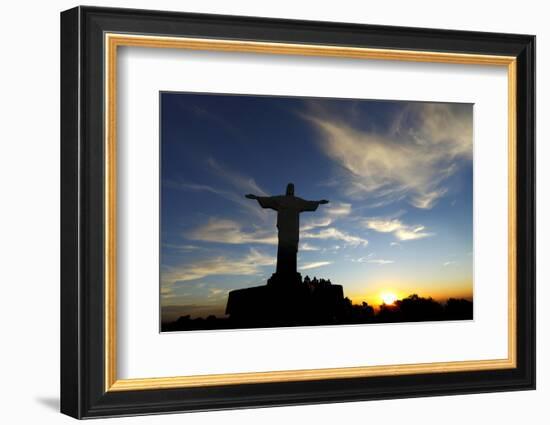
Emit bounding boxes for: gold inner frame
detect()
[104,33,517,392]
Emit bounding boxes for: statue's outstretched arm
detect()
[300,199,329,212]
[245,194,279,210]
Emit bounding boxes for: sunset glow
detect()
[380,292,397,305]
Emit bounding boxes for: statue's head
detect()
[286,183,295,196]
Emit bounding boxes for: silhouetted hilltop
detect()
[161,274,473,332]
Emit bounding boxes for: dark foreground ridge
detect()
[161,273,473,332]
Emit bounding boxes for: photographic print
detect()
[160,92,474,332]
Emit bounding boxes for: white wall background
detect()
[0,0,545,423]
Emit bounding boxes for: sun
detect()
[380,292,397,305]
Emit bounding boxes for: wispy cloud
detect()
[160,278,239,320]
[410,188,448,209]
[161,285,176,299]
[208,287,229,299]
[325,202,352,217]
[187,218,277,245]
[189,215,367,247]
[300,201,352,231]
[162,248,275,284]
[364,217,433,241]
[300,242,320,251]
[165,180,269,221]
[162,243,204,252]
[303,102,472,209]
[351,254,394,265]
[300,261,332,270]
[443,261,457,267]
[367,259,394,265]
[206,157,268,197]
[164,158,270,221]
[302,227,368,246]
[300,217,333,232]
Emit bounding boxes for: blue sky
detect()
[160,92,473,322]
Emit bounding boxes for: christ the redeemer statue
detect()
[246,183,329,278]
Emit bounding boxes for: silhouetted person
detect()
[246,183,328,277]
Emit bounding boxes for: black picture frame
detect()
[60,5,535,419]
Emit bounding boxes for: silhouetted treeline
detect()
[162,293,473,332]
[371,294,473,323]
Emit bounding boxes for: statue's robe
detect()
[256,195,320,276]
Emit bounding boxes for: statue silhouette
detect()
[246,183,329,278]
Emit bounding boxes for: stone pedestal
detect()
[225,273,345,328]
[267,272,302,287]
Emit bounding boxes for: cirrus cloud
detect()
[187,218,277,245]
[162,248,275,284]
[303,102,472,209]
[302,226,368,246]
[300,261,332,270]
[189,217,368,247]
[364,217,433,241]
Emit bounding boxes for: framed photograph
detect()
[60,6,535,419]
